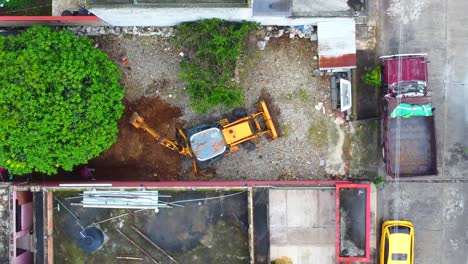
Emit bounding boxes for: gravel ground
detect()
[90,30,354,180]
[214,36,348,180]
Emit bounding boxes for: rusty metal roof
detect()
[317,19,356,70]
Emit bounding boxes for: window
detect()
[389,226,410,234]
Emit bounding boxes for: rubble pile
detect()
[60,26,175,37]
[256,25,317,50]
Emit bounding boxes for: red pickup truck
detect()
[381,54,437,177]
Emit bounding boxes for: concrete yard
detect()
[269,189,336,264]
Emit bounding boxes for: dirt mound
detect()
[89,96,184,181]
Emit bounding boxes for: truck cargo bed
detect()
[385,116,437,176]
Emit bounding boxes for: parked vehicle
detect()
[380,54,437,177]
[380,220,414,264]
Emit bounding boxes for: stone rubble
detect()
[59,26,176,38]
[59,25,317,51]
[256,25,318,50]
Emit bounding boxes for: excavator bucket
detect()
[129,112,144,129]
[258,100,278,140]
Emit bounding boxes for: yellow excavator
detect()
[129,100,278,175]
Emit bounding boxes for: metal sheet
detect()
[82,190,163,209]
[318,19,356,70]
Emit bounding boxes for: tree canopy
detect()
[0,26,124,175]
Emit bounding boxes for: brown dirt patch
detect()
[89,96,184,181]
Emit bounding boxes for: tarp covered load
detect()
[390,103,432,118]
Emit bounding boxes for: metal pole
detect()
[95,209,147,225]
[116,256,144,261]
[54,198,84,229]
[116,229,160,264]
[131,226,180,264]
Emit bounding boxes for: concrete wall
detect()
[89,7,355,26]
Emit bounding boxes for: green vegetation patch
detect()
[361,65,382,87]
[0,26,125,175]
[0,0,52,16]
[307,120,328,148]
[284,87,309,102]
[176,19,258,113]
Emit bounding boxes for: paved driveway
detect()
[378,0,468,263]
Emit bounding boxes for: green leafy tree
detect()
[361,65,382,87]
[0,26,124,175]
[176,19,257,113]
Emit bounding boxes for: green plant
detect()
[176,19,258,113]
[1,0,52,16]
[307,120,328,148]
[297,88,309,101]
[0,0,9,8]
[374,175,385,186]
[0,26,124,175]
[361,65,382,87]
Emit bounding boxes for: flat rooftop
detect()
[269,189,336,264]
[53,190,249,263]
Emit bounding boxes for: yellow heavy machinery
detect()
[129,100,278,175]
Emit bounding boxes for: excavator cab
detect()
[187,125,227,169]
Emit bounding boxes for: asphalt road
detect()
[378,0,468,263]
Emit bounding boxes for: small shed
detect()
[317,19,356,71]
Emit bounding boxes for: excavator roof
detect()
[189,127,227,161]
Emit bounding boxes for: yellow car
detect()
[380,220,414,264]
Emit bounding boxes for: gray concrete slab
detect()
[442,183,468,264]
[318,189,336,228]
[415,229,442,264]
[269,189,336,263]
[286,190,318,228]
[442,0,468,179]
[269,189,287,228]
[381,182,442,230]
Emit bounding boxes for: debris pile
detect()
[257,25,317,50]
[60,26,175,37]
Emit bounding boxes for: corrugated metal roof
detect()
[318,19,356,70]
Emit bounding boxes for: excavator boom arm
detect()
[129,112,191,156]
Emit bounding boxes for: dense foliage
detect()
[361,65,382,87]
[0,0,52,16]
[0,26,124,175]
[176,19,257,113]
[0,0,9,8]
